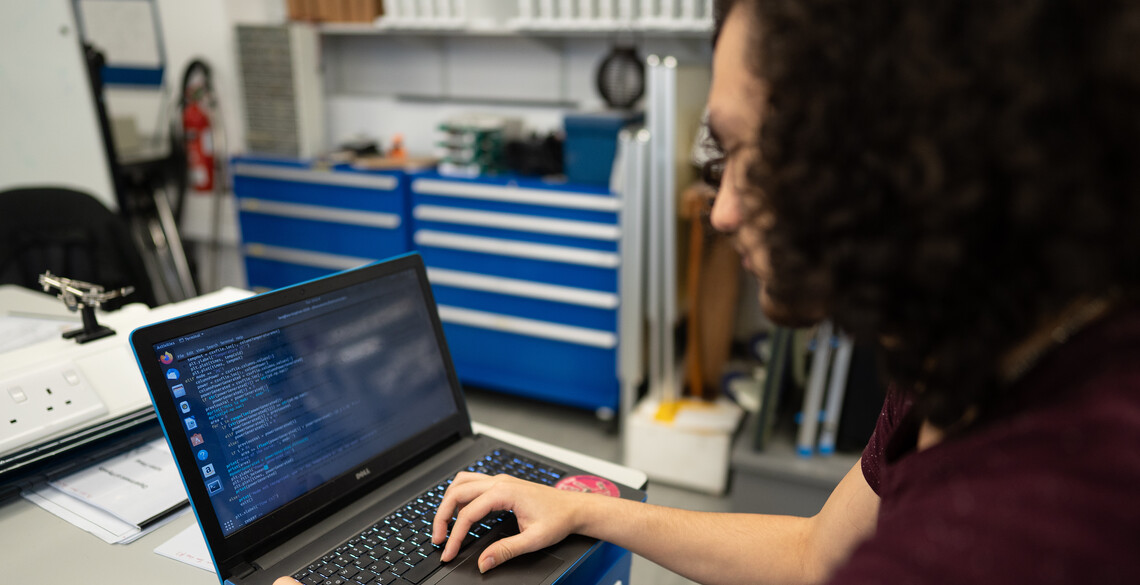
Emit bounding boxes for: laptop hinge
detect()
[231,561,257,580]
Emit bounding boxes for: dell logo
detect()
[355,468,371,480]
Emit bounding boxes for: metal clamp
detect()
[37,271,133,343]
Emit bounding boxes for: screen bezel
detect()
[130,253,473,577]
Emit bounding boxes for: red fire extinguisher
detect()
[182,60,214,192]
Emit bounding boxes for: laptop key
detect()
[401,550,443,584]
[352,572,377,585]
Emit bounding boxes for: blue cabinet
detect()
[232,157,411,291]
[410,173,625,414]
[233,161,637,415]
[563,542,632,585]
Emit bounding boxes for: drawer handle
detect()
[438,305,617,349]
[413,205,618,240]
[234,163,399,190]
[244,243,375,271]
[411,178,620,211]
[427,268,618,309]
[241,198,401,228]
[415,230,620,268]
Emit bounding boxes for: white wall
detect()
[158,0,284,292]
[321,33,713,156]
[0,0,117,208]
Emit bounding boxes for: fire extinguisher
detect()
[181,60,214,192]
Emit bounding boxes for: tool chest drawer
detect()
[233,157,410,291]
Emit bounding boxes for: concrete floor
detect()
[463,387,733,585]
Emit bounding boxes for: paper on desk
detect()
[24,486,139,544]
[23,485,188,544]
[155,523,216,573]
[0,315,76,354]
[49,437,188,527]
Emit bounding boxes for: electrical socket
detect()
[0,362,108,456]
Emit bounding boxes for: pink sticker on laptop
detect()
[555,475,620,497]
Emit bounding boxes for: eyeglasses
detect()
[691,116,727,189]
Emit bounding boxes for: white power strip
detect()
[0,362,108,456]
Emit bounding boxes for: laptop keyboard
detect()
[289,449,567,585]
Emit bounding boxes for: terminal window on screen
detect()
[154,271,458,535]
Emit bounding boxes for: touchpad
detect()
[439,550,564,584]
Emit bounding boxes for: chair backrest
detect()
[0,187,157,309]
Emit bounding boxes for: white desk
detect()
[0,285,647,583]
[0,423,645,584]
[0,285,255,447]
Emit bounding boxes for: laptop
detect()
[130,252,645,585]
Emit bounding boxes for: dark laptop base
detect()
[246,433,634,585]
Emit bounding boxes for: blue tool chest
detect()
[232,157,410,291]
[233,161,630,414]
[409,172,623,413]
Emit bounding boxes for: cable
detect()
[174,58,229,293]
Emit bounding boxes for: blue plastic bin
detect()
[563,110,644,185]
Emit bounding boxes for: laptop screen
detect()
[147,266,460,537]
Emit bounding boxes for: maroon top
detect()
[831,307,1140,584]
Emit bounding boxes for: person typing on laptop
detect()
[386,1,1136,584]
[274,1,1139,584]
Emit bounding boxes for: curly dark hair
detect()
[713,0,1140,428]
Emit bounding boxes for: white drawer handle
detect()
[428,268,618,309]
[243,243,375,271]
[234,163,399,190]
[415,230,620,268]
[241,198,401,229]
[413,205,618,240]
[412,178,620,211]
[438,305,617,349]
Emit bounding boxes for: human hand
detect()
[431,471,581,573]
[273,578,301,585]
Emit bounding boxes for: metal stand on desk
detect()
[37,272,132,343]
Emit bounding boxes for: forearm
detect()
[574,495,816,585]
[573,460,877,585]
[435,462,876,582]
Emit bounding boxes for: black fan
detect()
[596,44,645,109]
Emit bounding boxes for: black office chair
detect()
[0,186,158,310]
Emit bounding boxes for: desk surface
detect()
[0,422,646,584]
[0,285,647,584]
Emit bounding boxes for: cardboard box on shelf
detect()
[347,0,384,22]
[291,0,383,23]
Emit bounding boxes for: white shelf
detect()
[318,20,712,38]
